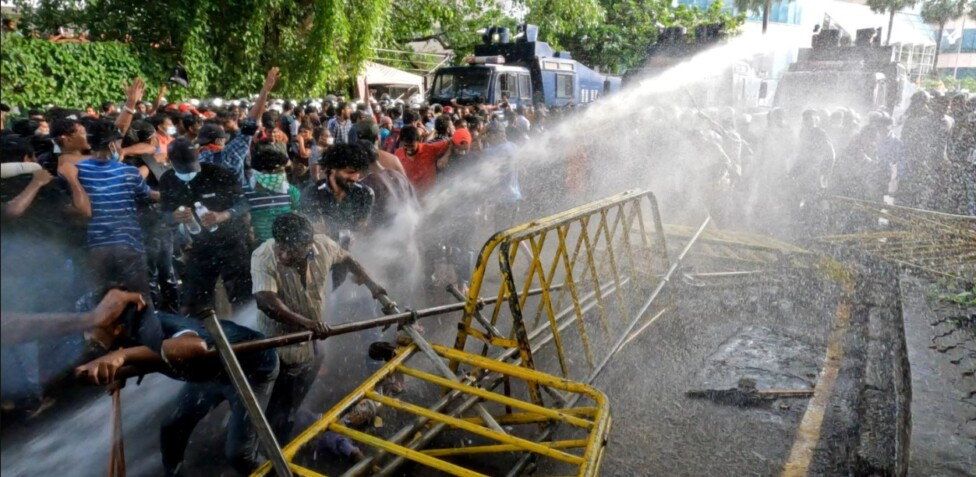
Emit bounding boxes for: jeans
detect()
[181,239,252,316]
[145,227,179,314]
[266,353,324,442]
[160,367,277,476]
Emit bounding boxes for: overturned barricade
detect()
[248,189,696,476]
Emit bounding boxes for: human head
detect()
[338,102,352,120]
[399,125,421,155]
[1,135,34,163]
[379,116,393,131]
[123,120,155,147]
[485,120,506,144]
[181,113,202,137]
[801,109,819,129]
[149,114,175,137]
[317,127,334,147]
[272,213,315,268]
[434,115,453,137]
[251,143,290,173]
[195,123,228,147]
[86,119,123,155]
[321,143,369,190]
[451,128,472,156]
[101,101,117,116]
[52,118,89,152]
[168,137,201,174]
[298,125,313,142]
[354,118,380,145]
[217,111,239,136]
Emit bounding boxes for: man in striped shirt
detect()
[244,144,300,243]
[252,213,386,440]
[77,115,159,295]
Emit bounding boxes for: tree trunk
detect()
[886,9,896,45]
[932,21,945,78]
[762,0,771,34]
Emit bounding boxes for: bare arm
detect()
[58,162,92,218]
[249,67,280,122]
[150,84,167,115]
[340,255,386,298]
[3,169,53,218]
[115,77,146,136]
[2,289,145,344]
[254,291,328,336]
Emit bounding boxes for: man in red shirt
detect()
[394,125,450,196]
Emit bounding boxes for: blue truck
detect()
[427,24,622,108]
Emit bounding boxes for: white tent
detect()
[356,61,424,100]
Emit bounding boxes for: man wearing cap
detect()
[159,138,252,317]
[196,67,280,188]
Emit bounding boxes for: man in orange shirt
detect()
[394,125,450,196]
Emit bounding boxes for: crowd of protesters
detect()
[1,60,974,475]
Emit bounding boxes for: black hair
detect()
[337,101,350,112]
[325,105,336,117]
[435,115,452,136]
[251,143,290,172]
[465,115,481,130]
[27,109,44,118]
[148,113,169,130]
[399,125,420,143]
[100,101,115,113]
[272,213,314,247]
[51,118,80,139]
[11,118,40,137]
[1,135,34,163]
[402,110,417,125]
[351,110,363,123]
[182,113,201,130]
[320,143,370,171]
[389,108,402,120]
[358,139,378,165]
[261,111,277,130]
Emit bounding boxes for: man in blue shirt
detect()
[76,118,159,295]
[197,67,280,188]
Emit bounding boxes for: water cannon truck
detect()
[428,24,622,109]
[773,27,910,117]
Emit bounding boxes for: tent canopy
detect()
[360,61,423,88]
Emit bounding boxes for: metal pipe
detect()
[201,313,292,477]
[112,286,557,382]
[505,216,710,477]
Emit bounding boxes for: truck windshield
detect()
[431,69,491,102]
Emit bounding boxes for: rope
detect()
[108,385,126,477]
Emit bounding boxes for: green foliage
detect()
[553,0,745,75]
[920,74,976,91]
[929,279,976,306]
[12,0,391,99]
[921,0,968,24]
[0,35,168,108]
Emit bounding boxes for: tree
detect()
[734,0,795,34]
[921,0,967,75]
[554,0,744,75]
[866,0,920,45]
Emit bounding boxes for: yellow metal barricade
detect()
[253,189,670,477]
[819,197,976,279]
[452,189,670,390]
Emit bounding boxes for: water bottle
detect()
[194,201,218,232]
[179,205,202,235]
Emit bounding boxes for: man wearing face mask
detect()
[75,119,160,295]
[150,114,177,160]
[197,67,280,188]
[159,139,252,317]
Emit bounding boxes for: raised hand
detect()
[123,77,146,106]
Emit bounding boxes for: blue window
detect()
[941,29,976,53]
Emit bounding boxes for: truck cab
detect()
[428,24,621,109]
